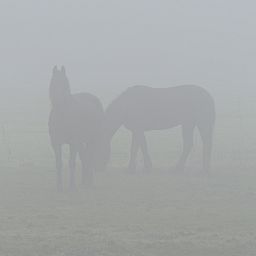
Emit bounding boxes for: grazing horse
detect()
[101,85,215,173]
[48,66,104,190]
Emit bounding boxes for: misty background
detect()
[0,0,255,168]
[0,1,256,255]
[1,0,255,96]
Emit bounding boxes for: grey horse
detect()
[49,66,105,190]
[101,85,215,173]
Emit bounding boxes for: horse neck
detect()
[50,93,73,112]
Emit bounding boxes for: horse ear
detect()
[61,66,66,75]
[53,65,58,74]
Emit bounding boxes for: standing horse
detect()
[101,85,215,173]
[49,66,104,190]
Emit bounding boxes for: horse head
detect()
[49,65,71,108]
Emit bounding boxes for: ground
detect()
[0,150,256,255]
[0,97,255,255]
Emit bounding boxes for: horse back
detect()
[110,85,215,130]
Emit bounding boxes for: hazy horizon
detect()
[0,1,256,255]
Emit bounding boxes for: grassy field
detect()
[0,157,256,255]
[0,93,255,255]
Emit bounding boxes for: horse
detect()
[101,85,215,173]
[48,66,105,190]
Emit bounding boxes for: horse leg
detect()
[174,124,195,172]
[138,133,152,172]
[69,144,78,190]
[53,144,63,191]
[128,132,139,172]
[79,144,94,187]
[197,122,213,173]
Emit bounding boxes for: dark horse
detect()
[49,66,105,190]
[101,85,215,173]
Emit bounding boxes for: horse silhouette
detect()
[48,66,104,190]
[102,85,215,173]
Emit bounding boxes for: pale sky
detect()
[0,0,255,102]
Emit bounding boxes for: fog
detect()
[0,0,256,255]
